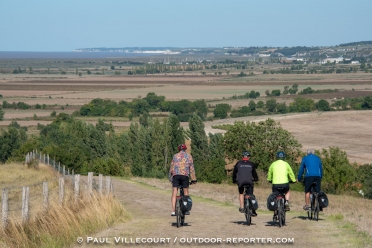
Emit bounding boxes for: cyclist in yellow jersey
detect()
[267,151,296,211]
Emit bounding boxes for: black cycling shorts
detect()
[304,176,321,193]
[172,175,189,188]
[272,183,290,194]
[238,183,254,195]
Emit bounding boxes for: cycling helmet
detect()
[242,150,251,157]
[178,144,187,151]
[276,151,286,159]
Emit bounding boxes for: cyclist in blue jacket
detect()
[297,148,323,211]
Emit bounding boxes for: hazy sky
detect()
[1,0,372,52]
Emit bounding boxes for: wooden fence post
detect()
[63,166,65,177]
[99,174,103,195]
[47,154,49,165]
[106,176,111,195]
[43,182,49,210]
[74,174,80,202]
[58,162,60,174]
[2,189,8,229]
[59,178,64,205]
[22,187,29,224]
[87,172,93,198]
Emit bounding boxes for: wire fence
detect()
[1,150,114,229]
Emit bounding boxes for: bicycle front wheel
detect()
[244,199,251,226]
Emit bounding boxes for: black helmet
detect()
[276,151,286,159]
[242,150,251,157]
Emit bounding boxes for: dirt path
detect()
[72,178,366,248]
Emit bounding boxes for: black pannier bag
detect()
[318,191,329,208]
[249,194,259,210]
[180,196,193,212]
[267,192,278,211]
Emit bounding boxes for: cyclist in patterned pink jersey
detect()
[169,144,197,216]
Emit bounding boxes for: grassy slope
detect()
[0,163,129,248]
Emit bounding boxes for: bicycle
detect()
[242,184,255,226]
[273,187,287,227]
[308,182,320,221]
[175,182,194,228]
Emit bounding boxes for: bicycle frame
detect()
[175,182,194,228]
[308,182,319,221]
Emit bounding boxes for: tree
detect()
[143,92,165,107]
[0,127,26,163]
[316,99,330,111]
[189,113,209,167]
[214,103,230,119]
[276,102,288,114]
[270,89,281,96]
[0,106,4,121]
[318,147,357,194]
[257,101,264,109]
[248,100,256,112]
[289,83,299,94]
[289,97,315,112]
[265,99,277,113]
[223,119,302,171]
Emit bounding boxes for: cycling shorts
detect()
[304,176,321,193]
[172,175,189,188]
[272,183,290,194]
[238,183,254,195]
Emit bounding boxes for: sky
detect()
[1,0,372,52]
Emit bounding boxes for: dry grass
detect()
[0,163,129,248]
[131,177,372,238]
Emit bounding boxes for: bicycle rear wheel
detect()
[310,194,315,220]
[244,198,251,226]
[314,196,319,221]
[278,200,283,227]
[281,200,286,226]
[176,200,181,228]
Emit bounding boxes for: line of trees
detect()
[2,112,372,198]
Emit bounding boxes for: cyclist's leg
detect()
[238,185,244,212]
[314,176,321,193]
[180,176,190,195]
[304,177,312,209]
[171,187,178,213]
[171,175,181,215]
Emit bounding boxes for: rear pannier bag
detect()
[267,192,278,211]
[180,196,193,212]
[318,191,329,208]
[249,194,259,210]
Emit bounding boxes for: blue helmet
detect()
[276,151,286,159]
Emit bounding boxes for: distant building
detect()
[321,57,344,64]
